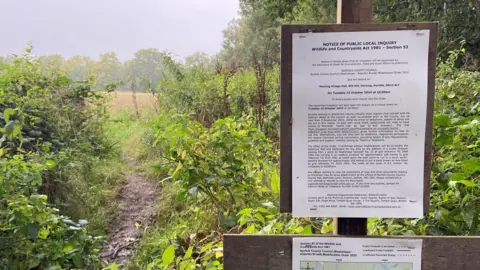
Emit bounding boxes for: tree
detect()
[375,0,480,68]
[241,0,335,23]
[213,59,239,117]
[37,54,65,74]
[261,0,335,23]
[130,48,165,92]
[221,4,280,126]
[92,52,123,90]
[257,0,480,68]
[64,55,94,82]
[184,52,211,69]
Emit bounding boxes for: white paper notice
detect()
[293,237,422,270]
[292,30,430,218]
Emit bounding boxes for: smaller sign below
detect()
[293,237,422,270]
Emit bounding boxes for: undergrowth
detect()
[0,48,126,269]
[104,109,160,174]
[2,33,478,270]
[125,47,479,270]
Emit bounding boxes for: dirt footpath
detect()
[100,164,158,267]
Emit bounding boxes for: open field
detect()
[108,91,157,113]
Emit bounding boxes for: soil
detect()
[100,160,158,267]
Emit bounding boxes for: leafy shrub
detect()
[371,48,480,236]
[0,156,102,269]
[130,113,279,269]
[151,111,278,220]
[0,48,113,268]
[156,58,280,140]
[132,46,480,270]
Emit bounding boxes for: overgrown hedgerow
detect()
[0,48,121,269]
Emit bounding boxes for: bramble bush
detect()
[370,48,480,236]
[151,112,278,216]
[130,112,321,269]
[1,48,114,269]
[0,156,102,269]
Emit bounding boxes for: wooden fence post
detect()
[337,0,373,24]
[333,0,372,236]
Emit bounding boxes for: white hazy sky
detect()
[0,0,239,60]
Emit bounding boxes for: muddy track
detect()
[100,160,158,267]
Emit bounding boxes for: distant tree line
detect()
[0,48,171,92]
[3,0,474,94]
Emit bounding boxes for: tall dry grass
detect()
[108,91,158,114]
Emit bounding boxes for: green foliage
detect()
[0,49,118,268]
[92,52,124,90]
[151,112,278,219]
[156,66,225,126]
[436,44,480,117]
[105,109,159,163]
[12,1,480,269]
[427,49,480,235]
[0,50,107,155]
[370,48,480,236]
[28,48,170,92]
[374,0,480,66]
[156,55,280,140]
[236,205,331,235]
[124,48,165,92]
[130,113,280,268]
[128,179,228,269]
[64,55,95,82]
[0,156,102,269]
[22,1,472,268]
[248,0,335,23]
[251,0,480,66]
[131,41,480,270]
[142,239,224,270]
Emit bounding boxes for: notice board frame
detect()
[224,234,480,270]
[280,22,438,214]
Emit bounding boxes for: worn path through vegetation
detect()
[100,157,159,267]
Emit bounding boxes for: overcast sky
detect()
[0,0,239,60]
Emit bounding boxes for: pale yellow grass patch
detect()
[108,91,157,114]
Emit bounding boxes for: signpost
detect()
[281,0,437,236]
[334,0,371,237]
[224,1,480,269]
[291,26,433,218]
[224,235,480,270]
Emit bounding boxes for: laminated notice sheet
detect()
[292,30,431,217]
[293,237,422,270]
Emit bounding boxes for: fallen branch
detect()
[159,176,173,183]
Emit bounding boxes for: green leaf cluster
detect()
[371,47,480,236]
[0,48,111,269]
[151,111,278,220]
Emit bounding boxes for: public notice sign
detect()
[292,237,422,270]
[292,29,431,218]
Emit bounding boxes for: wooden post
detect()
[337,0,373,24]
[333,0,372,236]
